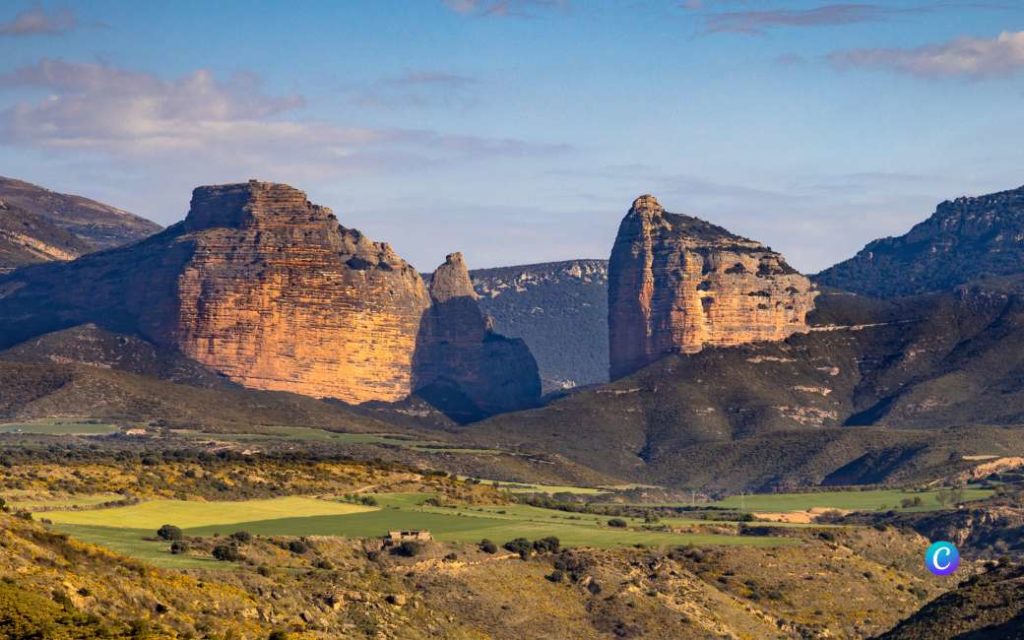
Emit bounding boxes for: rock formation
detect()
[0,200,92,273]
[608,195,816,380]
[175,181,430,403]
[0,180,541,415]
[471,259,609,392]
[414,253,541,422]
[816,184,1024,297]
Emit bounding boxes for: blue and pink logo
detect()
[925,541,959,576]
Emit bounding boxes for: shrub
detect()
[212,544,243,562]
[0,497,7,513]
[607,518,628,528]
[504,538,533,559]
[156,524,183,541]
[546,570,565,582]
[391,541,423,557]
[287,540,309,554]
[268,632,290,640]
[230,531,253,544]
[479,539,498,554]
[444,552,458,561]
[170,540,190,555]
[533,536,560,554]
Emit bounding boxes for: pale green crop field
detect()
[711,487,995,512]
[44,496,375,529]
[4,491,124,511]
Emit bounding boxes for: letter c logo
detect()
[925,541,959,576]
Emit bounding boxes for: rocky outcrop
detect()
[0,181,541,415]
[175,181,430,403]
[470,259,609,392]
[817,184,1024,297]
[608,195,816,380]
[414,253,541,423]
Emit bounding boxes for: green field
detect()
[0,421,119,436]
[44,493,794,568]
[44,496,374,528]
[711,487,995,512]
[457,477,611,496]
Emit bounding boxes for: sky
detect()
[0,0,1022,273]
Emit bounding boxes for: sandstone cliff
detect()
[175,181,430,403]
[816,184,1024,297]
[0,181,541,414]
[608,195,816,380]
[414,253,541,422]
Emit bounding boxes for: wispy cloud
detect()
[0,59,566,171]
[696,3,913,35]
[353,70,479,108]
[0,6,77,36]
[443,0,567,18]
[829,30,1024,78]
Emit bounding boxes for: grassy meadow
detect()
[711,487,995,512]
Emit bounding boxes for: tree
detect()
[156,524,183,541]
[170,540,190,555]
[607,518,628,528]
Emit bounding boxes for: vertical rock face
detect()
[175,181,431,403]
[0,180,544,416]
[414,253,541,423]
[608,195,816,380]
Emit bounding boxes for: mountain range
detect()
[3,177,1024,493]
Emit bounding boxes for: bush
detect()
[391,541,423,557]
[287,540,309,554]
[607,518,628,528]
[533,536,560,554]
[169,540,190,555]
[230,530,253,544]
[546,570,565,583]
[504,538,533,559]
[268,632,290,640]
[480,539,498,554]
[212,544,243,562]
[156,524,183,541]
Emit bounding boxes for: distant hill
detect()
[817,184,1024,297]
[0,200,93,273]
[469,259,609,392]
[0,176,160,253]
[469,285,1024,491]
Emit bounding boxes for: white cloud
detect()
[0,7,77,36]
[829,30,1024,78]
[0,59,564,165]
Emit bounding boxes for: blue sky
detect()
[1,0,1023,272]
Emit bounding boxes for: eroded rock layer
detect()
[414,253,541,422]
[175,182,431,403]
[608,195,816,380]
[0,181,543,412]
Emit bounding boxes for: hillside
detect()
[0,200,93,273]
[0,176,160,252]
[877,563,1024,639]
[470,259,609,392]
[469,284,1024,491]
[817,184,1024,297]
